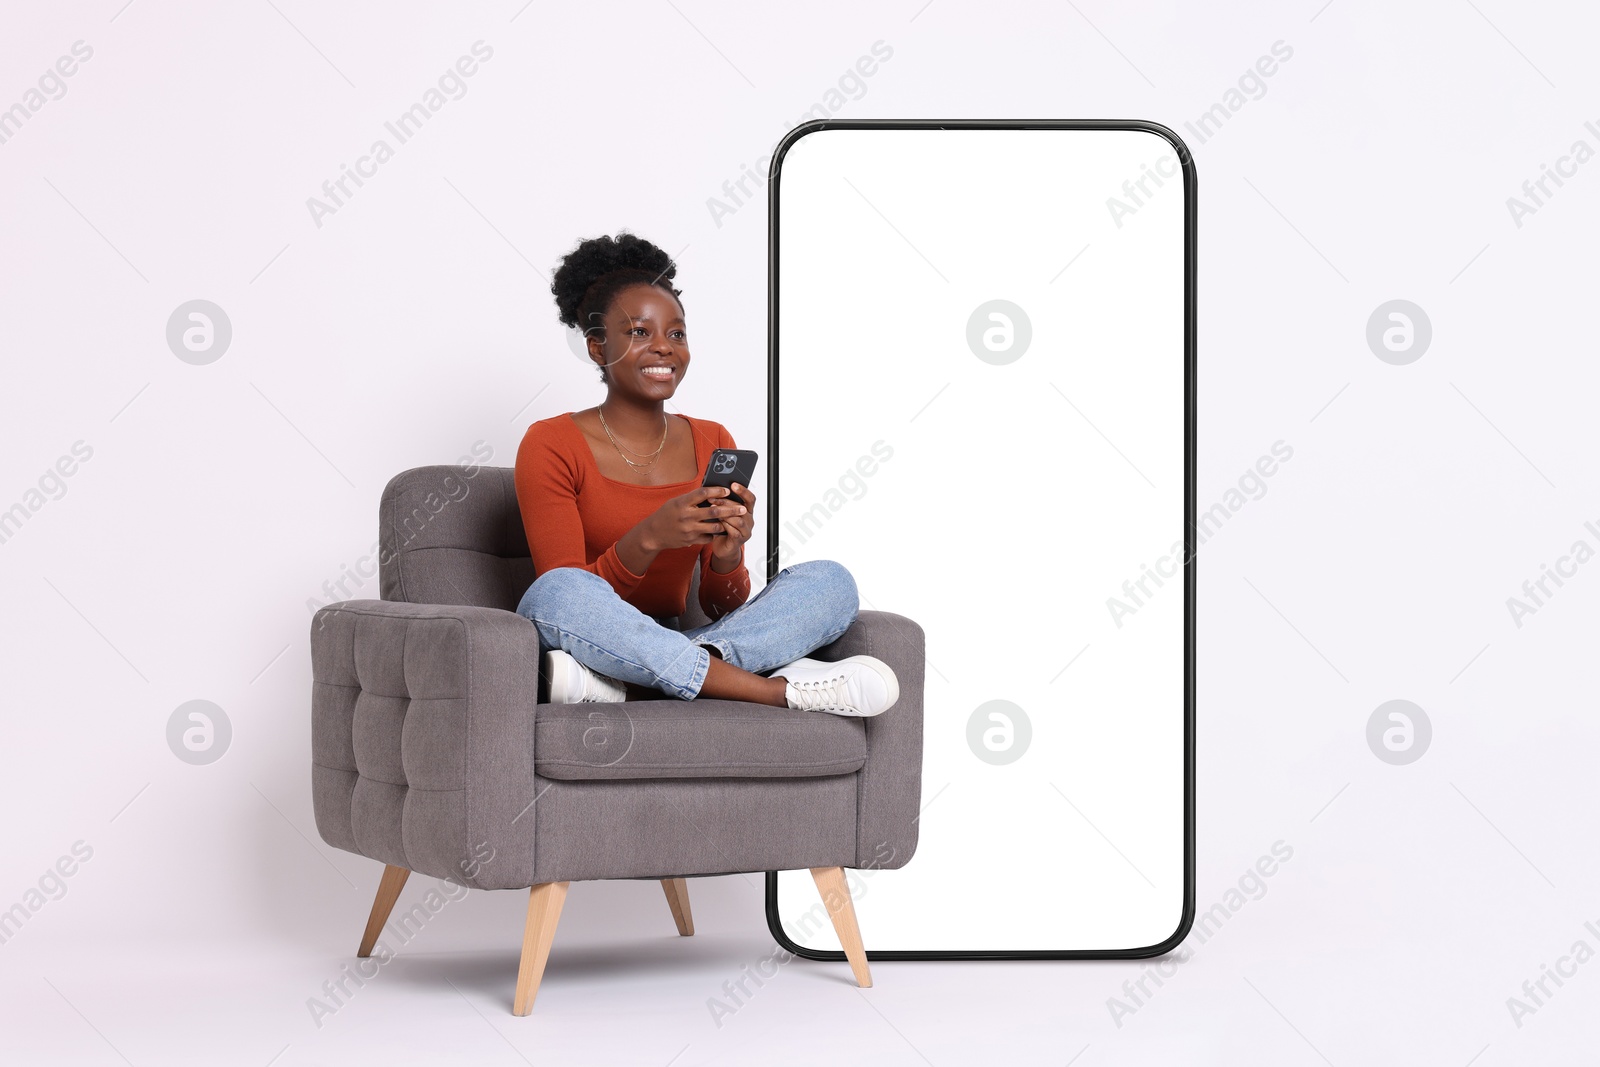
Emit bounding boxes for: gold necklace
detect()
[596,404,669,470]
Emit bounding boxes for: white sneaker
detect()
[772,655,899,717]
[544,649,627,704]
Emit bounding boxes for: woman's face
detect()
[589,283,689,400]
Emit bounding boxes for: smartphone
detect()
[768,121,1194,960]
[696,448,759,533]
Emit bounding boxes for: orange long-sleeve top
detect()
[514,411,752,621]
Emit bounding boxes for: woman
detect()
[514,233,898,717]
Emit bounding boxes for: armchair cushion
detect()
[533,700,868,781]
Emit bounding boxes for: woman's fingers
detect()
[686,485,727,506]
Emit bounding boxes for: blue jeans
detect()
[515,558,860,700]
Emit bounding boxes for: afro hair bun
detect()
[550,231,683,331]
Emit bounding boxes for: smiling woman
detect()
[510,232,900,718]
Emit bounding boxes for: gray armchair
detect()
[310,464,925,1014]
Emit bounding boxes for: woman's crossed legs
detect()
[516,558,859,704]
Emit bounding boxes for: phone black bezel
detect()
[764,118,1197,961]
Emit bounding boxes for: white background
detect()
[772,126,1187,952]
[1,1,1597,1065]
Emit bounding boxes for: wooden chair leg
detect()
[810,866,872,987]
[660,878,695,936]
[357,865,410,958]
[512,881,569,1016]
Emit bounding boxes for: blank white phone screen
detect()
[772,125,1189,952]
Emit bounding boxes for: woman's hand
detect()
[639,486,747,552]
[710,482,754,570]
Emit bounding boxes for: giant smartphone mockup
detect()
[767,121,1195,957]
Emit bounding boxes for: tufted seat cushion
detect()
[533,700,868,781]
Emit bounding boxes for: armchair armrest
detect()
[812,610,926,870]
[310,600,541,890]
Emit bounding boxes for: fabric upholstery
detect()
[808,611,927,871]
[531,775,858,883]
[534,699,868,780]
[311,599,540,890]
[378,465,535,613]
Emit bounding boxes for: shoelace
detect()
[788,671,854,713]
